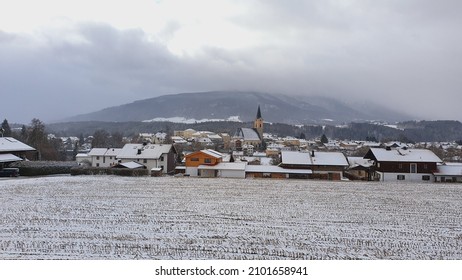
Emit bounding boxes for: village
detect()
[1,107,462,183]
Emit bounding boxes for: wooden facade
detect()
[185,150,222,167]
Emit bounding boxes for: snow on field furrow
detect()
[1,176,462,259]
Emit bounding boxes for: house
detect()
[88,148,122,167]
[0,137,37,166]
[279,150,349,180]
[363,147,442,182]
[184,149,223,176]
[116,143,176,174]
[434,163,462,183]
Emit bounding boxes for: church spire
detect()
[254,105,263,141]
[256,105,262,119]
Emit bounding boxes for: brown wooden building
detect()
[364,147,442,182]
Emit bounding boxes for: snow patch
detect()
[142,116,242,124]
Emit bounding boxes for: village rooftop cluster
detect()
[1,106,462,182]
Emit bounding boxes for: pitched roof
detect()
[0,137,36,153]
[434,163,462,176]
[116,161,145,169]
[88,148,109,156]
[281,151,349,166]
[117,144,172,160]
[246,165,312,174]
[198,162,247,171]
[235,128,261,141]
[0,153,23,163]
[281,151,311,165]
[311,151,349,166]
[366,148,442,163]
[185,149,223,159]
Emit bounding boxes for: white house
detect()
[116,143,176,174]
[87,148,122,167]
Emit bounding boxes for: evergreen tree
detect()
[320,134,328,144]
[1,119,12,137]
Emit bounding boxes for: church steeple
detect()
[254,105,263,140]
[256,105,262,119]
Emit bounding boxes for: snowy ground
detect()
[0,176,461,260]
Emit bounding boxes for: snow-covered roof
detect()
[198,162,247,171]
[434,163,462,176]
[311,152,349,166]
[105,148,122,157]
[0,153,23,163]
[117,161,145,169]
[348,157,373,168]
[236,128,261,141]
[245,165,312,174]
[281,151,311,165]
[367,148,442,163]
[201,149,223,158]
[281,151,348,166]
[208,134,222,140]
[88,148,109,156]
[75,153,90,158]
[117,144,172,160]
[0,137,36,152]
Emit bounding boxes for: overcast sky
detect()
[1,0,461,124]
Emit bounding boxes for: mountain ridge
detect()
[63,91,413,124]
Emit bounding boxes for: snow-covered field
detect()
[0,176,461,260]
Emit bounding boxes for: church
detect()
[232,106,264,151]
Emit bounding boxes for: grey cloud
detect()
[1,0,462,123]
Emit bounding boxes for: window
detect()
[143,159,147,164]
[397,175,405,180]
[204,158,212,164]
[190,158,199,162]
[410,163,417,173]
[398,163,403,169]
[96,156,100,160]
[422,175,430,181]
[160,156,164,161]
[423,164,428,170]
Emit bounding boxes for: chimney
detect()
[137,149,142,155]
[311,150,315,157]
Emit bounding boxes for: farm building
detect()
[279,150,349,180]
[434,163,462,183]
[364,147,442,182]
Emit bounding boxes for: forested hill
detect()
[47,120,462,143]
[63,91,412,124]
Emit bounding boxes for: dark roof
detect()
[235,128,261,141]
[256,105,262,119]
